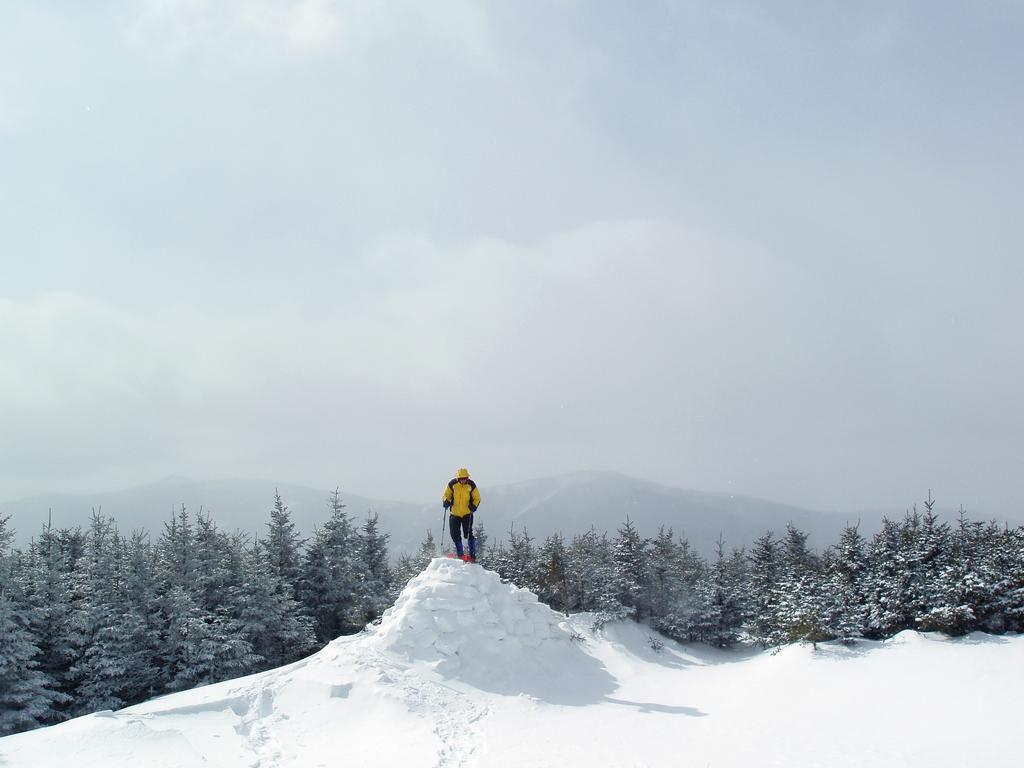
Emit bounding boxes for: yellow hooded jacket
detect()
[443,478,481,518]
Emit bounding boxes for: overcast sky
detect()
[1,1,1021,517]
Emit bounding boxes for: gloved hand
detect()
[443,500,452,510]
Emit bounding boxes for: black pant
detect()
[449,512,475,549]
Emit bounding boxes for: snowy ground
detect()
[3,558,1022,767]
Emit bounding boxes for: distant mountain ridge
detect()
[1,471,912,557]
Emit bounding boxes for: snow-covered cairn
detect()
[369,558,575,689]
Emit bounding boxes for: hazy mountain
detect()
[0,476,420,550]
[476,470,865,553]
[0,471,895,557]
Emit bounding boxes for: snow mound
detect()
[373,557,566,658]
[368,558,608,699]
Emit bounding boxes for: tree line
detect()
[2,490,1022,737]
[0,490,391,736]
[480,493,1024,650]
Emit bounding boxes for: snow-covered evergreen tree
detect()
[350,512,392,627]
[0,594,69,735]
[161,584,259,692]
[918,511,988,635]
[153,506,262,690]
[535,533,569,612]
[819,524,869,641]
[193,512,240,616]
[995,525,1024,632]
[907,495,951,626]
[263,491,304,593]
[415,529,438,566]
[491,524,539,592]
[235,540,316,670]
[865,516,911,638]
[564,528,619,617]
[66,511,129,713]
[612,517,647,620]
[0,517,66,733]
[977,522,1024,634]
[772,523,831,646]
[115,530,163,703]
[300,490,360,640]
[0,515,12,576]
[158,505,198,593]
[472,522,489,564]
[688,537,744,647]
[866,500,950,638]
[18,521,75,718]
[392,529,438,593]
[647,529,704,642]
[746,531,781,646]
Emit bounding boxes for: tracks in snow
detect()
[359,648,492,768]
[234,686,286,768]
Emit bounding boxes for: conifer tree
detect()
[917,511,986,635]
[493,525,538,592]
[866,501,950,638]
[161,584,259,692]
[152,506,260,690]
[193,511,238,615]
[473,523,489,564]
[564,529,619,616]
[263,491,304,592]
[995,525,1024,632]
[235,539,316,670]
[535,533,569,612]
[819,524,869,641]
[349,512,392,628]
[865,517,911,638]
[0,595,69,735]
[157,505,197,594]
[977,522,1024,633]
[0,516,68,734]
[772,523,831,645]
[393,530,438,591]
[746,531,781,646]
[115,530,163,703]
[19,521,75,717]
[647,530,704,641]
[645,527,680,622]
[907,494,951,625]
[300,490,359,639]
[612,517,647,619]
[57,527,86,572]
[416,529,438,564]
[66,511,128,713]
[689,537,744,647]
[0,515,12,575]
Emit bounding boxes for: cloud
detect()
[0,74,27,133]
[122,0,499,63]
[0,222,757,494]
[123,0,345,56]
[1,208,1020,514]
[284,0,343,52]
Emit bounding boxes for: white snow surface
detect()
[3,557,1023,767]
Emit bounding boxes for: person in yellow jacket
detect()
[442,467,481,561]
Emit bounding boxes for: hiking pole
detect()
[441,508,447,556]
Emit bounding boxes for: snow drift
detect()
[2,558,1022,768]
